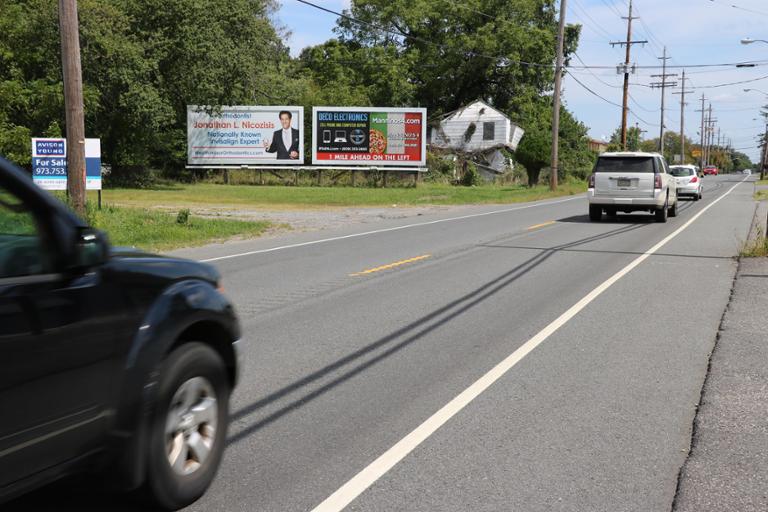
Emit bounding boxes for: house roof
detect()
[439,100,510,122]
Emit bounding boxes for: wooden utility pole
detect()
[550,0,568,191]
[610,0,646,150]
[761,124,768,180]
[697,94,706,168]
[672,70,693,164]
[59,0,86,215]
[705,105,716,167]
[650,47,677,158]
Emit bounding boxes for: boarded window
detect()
[483,122,495,141]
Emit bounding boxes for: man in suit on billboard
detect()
[264,111,300,159]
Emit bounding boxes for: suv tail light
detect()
[588,174,595,188]
[654,174,662,189]
[690,176,698,183]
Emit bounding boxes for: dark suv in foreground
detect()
[0,157,241,509]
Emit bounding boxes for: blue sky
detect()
[275,0,768,161]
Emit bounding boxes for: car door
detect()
[0,179,120,488]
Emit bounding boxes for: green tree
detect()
[333,0,580,118]
[0,0,286,176]
[606,125,644,152]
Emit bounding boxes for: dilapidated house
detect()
[429,100,525,180]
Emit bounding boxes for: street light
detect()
[744,88,768,96]
[741,38,768,45]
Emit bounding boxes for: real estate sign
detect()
[312,107,427,166]
[31,138,102,190]
[187,106,304,166]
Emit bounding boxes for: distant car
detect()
[587,151,678,222]
[743,169,752,175]
[0,156,241,509]
[670,165,703,201]
[702,166,718,176]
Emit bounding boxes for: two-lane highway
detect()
[184,175,754,512]
[6,176,755,511]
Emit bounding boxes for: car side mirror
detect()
[72,228,109,269]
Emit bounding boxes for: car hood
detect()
[107,246,220,286]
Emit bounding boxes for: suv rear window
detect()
[670,167,694,177]
[594,157,655,173]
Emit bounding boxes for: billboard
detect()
[31,138,101,190]
[187,106,304,166]
[312,107,427,166]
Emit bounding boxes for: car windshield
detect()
[594,157,655,173]
[670,167,694,177]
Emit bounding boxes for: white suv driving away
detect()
[588,152,678,223]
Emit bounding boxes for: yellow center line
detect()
[526,220,557,231]
[350,254,431,277]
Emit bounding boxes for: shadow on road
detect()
[2,478,154,511]
[557,195,702,224]
[226,221,647,446]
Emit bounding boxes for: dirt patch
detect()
[152,204,472,234]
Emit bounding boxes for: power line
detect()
[705,0,768,17]
[293,0,768,71]
[569,72,657,126]
[690,73,768,89]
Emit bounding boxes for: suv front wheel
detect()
[145,342,231,510]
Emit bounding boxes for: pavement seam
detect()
[669,256,742,512]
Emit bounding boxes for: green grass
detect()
[756,189,768,201]
[741,225,768,257]
[100,181,587,210]
[84,204,271,252]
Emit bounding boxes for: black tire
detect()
[699,190,703,200]
[589,204,602,222]
[144,343,230,510]
[693,193,699,201]
[655,197,668,223]
[668,197,677,217]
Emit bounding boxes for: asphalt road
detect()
[8,175,756,511]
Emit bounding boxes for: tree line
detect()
[0,0,597,185]
[606,126,754,172]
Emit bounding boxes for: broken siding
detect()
[432,101,519,151]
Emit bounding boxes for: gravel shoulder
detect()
[187,204,475,234]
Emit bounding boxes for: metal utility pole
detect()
[59,0,86,214]
[550,0,567,191]
[650,47,677,158]
[672,70,692,164]
[610,0,647,150]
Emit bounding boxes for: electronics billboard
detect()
[312,107,427,166]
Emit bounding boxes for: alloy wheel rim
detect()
[165,376,218,475]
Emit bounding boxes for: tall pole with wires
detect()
[550,0,567,191]
[610,0,646,150]
[650,47,676,159]
[760,123,768,180]
[697,94,706,168]
[672,70,692,164]
[59,0,86,215]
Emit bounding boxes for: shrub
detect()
[176,208,190,225]
[461,162,481,186]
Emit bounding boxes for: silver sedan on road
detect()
[670,165,703,201]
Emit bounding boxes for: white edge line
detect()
[200,196,583,262]
[311,177,748,512]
